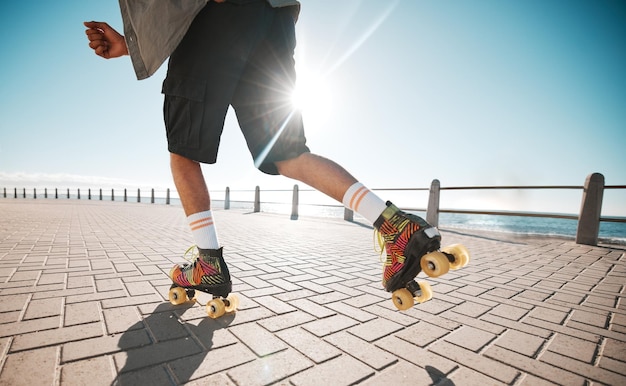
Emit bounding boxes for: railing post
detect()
[427,179,441,227]
[254,186,260,213]
[137,189,141,203]
[576,173,604,246]
[151,189,155,204]
[291,184,299,220]
[224,187,230,210]
[166,188,170,205]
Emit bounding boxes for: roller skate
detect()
[374,202,469,311]
[167,246,239,319]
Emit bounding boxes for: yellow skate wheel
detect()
[224,294,239,313]
[168,287,188,306]
[443,244,470,270]
[414,281,433,303]
[207,298,226,319]
[420,251,450,278]
[392,288,414,311]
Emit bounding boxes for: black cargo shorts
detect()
[162,0,309,175]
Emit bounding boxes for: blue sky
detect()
[0,0,624,215]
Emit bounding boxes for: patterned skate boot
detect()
[374,202,443,310]
[167,246,239,318]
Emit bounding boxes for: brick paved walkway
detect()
[0,199,625,385]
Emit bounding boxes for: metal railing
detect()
[3,187,172,205]
[2,173,624,246]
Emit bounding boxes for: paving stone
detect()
[114,336,203,373]
[10,322,104,352]
[289,298,336,318]
[277,327,341,363]
[495,329,546,357]
[253,295,297,314]
[444,325,497,352]
[603,338,626,362]
[541,350,626,385]
[257,310,316,333]
[395,321,450,347]
[360,360,437,385]
[488,303,530,320]
[326,301,376,322]
[528,306,570,324]
[0,346,57,385]
[325,331,397,370]
[61,356,115,385]
[64,301,101,326]
[23,297,63,320]
[377,336,458,376]
[227,348,312,386]
[103,306,143,334]
[289,354,373,386]
[483,345,586,385]
[302,314,360,337]
[96,278,124,292]
[546,333,599,363]
[229,322,287,356]
[61,329,152,363]
[429,340,518,383]
[348,317,404,342]
[114,364,174,386]
[143,311,189,342]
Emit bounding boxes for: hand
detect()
[84,21,129,59]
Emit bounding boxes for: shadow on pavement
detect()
[112,302,234,385]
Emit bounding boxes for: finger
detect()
[85,29,104,41]
[94,45,110,59]
[84,21,108,30]
[88,39,106,50]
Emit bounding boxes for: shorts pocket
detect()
[162,76,207,150]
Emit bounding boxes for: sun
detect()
[291,69,333,125]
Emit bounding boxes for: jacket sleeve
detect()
[118,0,208,80]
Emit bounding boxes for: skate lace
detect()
[374,230,388,264]
[183,245,199,264]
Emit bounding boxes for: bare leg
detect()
[275,153,358,202]
[170,153,210,216]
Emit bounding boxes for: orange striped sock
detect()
[342,182,387,224]
[187,210,220,249]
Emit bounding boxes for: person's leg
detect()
[170,153,210,216]
[277,152,441,291]
[274,153,356,203]
[169,153,228,296]
[234,5,444,294]
[170,153,220,250]
[165,3,276,298]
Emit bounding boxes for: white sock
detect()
[342,182,387,224]
[187,210,220,249]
